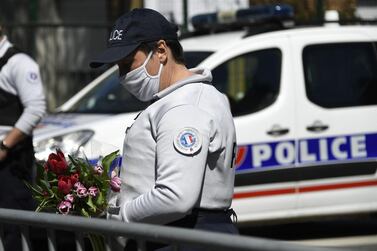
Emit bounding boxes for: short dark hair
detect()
[139,39,185,65]
[166,40,185,65]
[0,17,3,36]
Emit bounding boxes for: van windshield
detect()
[67,71,149,114]
[66,51,213,114]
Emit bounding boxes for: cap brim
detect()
[89,43,140,68]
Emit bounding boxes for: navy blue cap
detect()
[90,8,178,68]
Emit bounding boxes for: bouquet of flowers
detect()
[26,149,121,217]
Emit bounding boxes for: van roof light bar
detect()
[191,4,294,32]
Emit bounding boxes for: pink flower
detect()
[110,176,121,192]
[57,200,72,215]
[64,194,74,203]
[94,164,103,175]
[76,186,88,198]
[73,182,83,189]
[88,186,98,197]
[74,182,88,198]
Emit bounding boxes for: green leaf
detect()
[45,169,57,182]
[81,208,90,217]
[23,181,44,196]
[101,150,120,175]
[39,179,50,187]
[51,186,58,195]
[68,155,79,166]
[91,174,105,187]
[36,198,53,212]
[86,196,97,213]
[95,191,105,207]
[39,179,54,195]
[78,159,90,175]
[35,161,45,179]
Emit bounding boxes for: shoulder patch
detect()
[174,127,202,155]
[26,71,39,83]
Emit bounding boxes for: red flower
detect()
[46,149,68,175]
[58,176,72,194]
[70,172,80,185]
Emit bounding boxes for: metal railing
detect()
[0,208,347,251]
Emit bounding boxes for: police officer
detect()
[90,8,238,250]
[0,23,46,250]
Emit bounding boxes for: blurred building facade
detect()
[1,0,142,109]
[356,0,377,18]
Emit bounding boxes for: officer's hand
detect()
[0,149,8,162]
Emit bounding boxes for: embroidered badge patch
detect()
[27,71,39,83]
[174,127,202,155]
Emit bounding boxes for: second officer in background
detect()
[0,23,46,251]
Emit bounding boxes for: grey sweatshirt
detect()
[112,68,236,225]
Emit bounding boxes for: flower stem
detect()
[88,233,105,251]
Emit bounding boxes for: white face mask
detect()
[119,51,163,102]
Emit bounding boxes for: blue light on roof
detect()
[236,4,294,21]
[191,4,294,31]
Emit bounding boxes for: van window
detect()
[303,42,377,108]
[211,48,282,116]
[68,72,149,114]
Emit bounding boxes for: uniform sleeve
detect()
[121,105,213,224]
[10,54,46,135]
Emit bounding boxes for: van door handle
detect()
[306,120,329,132]
[267,124,289,137]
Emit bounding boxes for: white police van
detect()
[33,5,377,225]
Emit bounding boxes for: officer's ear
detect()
[155,40,168,64]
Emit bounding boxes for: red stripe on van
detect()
[299,180,377,193]
[233,188,296,199]
[233,179,377,199]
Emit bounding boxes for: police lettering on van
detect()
[236,133,377,171]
